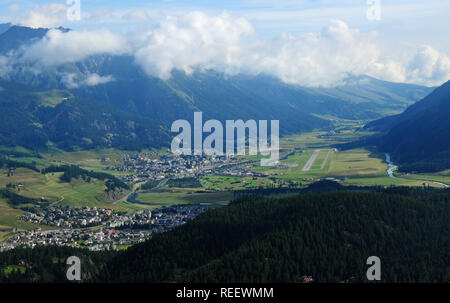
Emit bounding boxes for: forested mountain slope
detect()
[367,80,450,172]
[0,81,169,151]
[1,187,449,283]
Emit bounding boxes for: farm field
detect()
[134,189,233,208]
[398,171,450,186]
[0,168,127,207]
[328,148,384,176]
[200,175,299,191]
[0,199,47,239]
[279,122,372,150]
[0,168,44,187]
[4,147,136,177]
[246,143,443,188]
[41,148,132,177]
[326,149,445,187]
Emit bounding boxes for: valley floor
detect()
[0,119,449,242]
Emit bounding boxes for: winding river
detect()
[385,153,398,179]
[385,153,450,188]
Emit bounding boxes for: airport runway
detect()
[320,150,331,169]
[302,149,321,171]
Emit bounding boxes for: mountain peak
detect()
[0,25,48,54]
[0,23,11,35]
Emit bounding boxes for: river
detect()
[385,153,450,188]
[385,153,398,178]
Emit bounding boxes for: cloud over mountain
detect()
[61,73,115,89]
[407,46,450,86]
[3,11,450,87]
[132,13,450,86]
[18,28,130,67]
[134,12,254,80]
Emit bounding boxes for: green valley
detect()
[1,118,448,239]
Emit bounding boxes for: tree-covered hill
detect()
[2,187,449,283]
[0,81,169,151]
[100,188,450,283]
[366,80,450,172]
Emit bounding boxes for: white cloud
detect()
[14,3,67,29]
[17,28,130,67]
[133,14,450,86]
[134,12,255,80]
[83,73,115,86]
[0,55,13,76]
[60,73,78,89]
[61,73,115,88]
[248,20,384,86]
[407,46,450,86]
[4,10,450,87]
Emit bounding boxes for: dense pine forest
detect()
[0,247,113,283]
[1,187,450,283]
[368,80,450,173]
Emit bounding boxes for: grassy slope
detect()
[41,148,132,177]
[0,169,110,206]
[0,199,45,237]
[398,170,450,185]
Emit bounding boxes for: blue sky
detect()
[1,0,449,47]
[0,1,449,87]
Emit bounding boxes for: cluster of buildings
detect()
[106,204,208,231]
[0,228,150,252]
[107,153,266,184]
[218,164,268,178]
[20,206,113,228]
[0,204,208,252]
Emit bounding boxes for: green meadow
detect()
[395,169,450,184]
[0,199,49,240]
[134,188,233,208]
[0,169,111,206]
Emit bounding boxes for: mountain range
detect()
[0,24,436,151]
[0,81,168,151]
